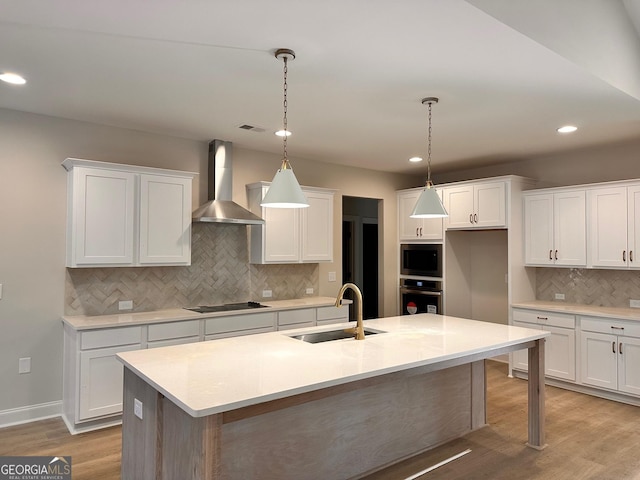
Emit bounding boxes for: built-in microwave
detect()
[400,243,442,278]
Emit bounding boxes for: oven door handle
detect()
[400,287,442,296]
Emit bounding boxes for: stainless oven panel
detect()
[399,279,443,315]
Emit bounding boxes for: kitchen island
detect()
[117,314,549,479]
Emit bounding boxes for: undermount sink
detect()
[289,328,384,344]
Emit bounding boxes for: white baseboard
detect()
[0,401,62,429]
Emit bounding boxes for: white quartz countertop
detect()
[62,296,344,330]
[512,301,640,322]
[117,314,548,418]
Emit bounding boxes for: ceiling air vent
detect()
[237,124,266,133]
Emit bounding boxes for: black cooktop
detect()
[184,301,268,314]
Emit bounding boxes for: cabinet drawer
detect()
[80,326,142,350]
[513,309,575,329]
[205,326,274,341]
[147,336,200,349]
[278,309,316,326]
[317,306,349,322]
[147,320,200,342]
[205,312,275,335]
[580,316,640,337]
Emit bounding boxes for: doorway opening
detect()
[342,196,380,319]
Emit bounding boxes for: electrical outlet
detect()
[305,288,314,295]
[118,300,133,311]
[262,290,272,298]
[328,272,336,282]
[134,398,143,420]
[18,357,31,374]
[630,299,640,308]
[555,293,565,300]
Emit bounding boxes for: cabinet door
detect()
[554,190,586,266]
[78,344,140,420]
[301,191,333,261]
[580,331,617,390]
[444,185,474,229]
[524,194,554,265]
[398,190,443,240]
[474,182,505,228]
[139,174,192,265]
[545,326,576,381]
[627,185,640,269]
[512,320,537,370]
[71,167,135,266]
[618,336,640,395]
[589,187,627,268]
[264,207,300,262]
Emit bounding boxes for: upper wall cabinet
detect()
[63,158,196,268]
[247,182,335,264]
[397,188,444,241]
[589,185,640,269]
[443,181,506,230]
[523,190,586,267]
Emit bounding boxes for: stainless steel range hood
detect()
[192,140,264,224]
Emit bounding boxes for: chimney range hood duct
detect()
[192,140,264,224]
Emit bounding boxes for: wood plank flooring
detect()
[1,361,639,479]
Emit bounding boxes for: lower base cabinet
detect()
[580,317,640,396]
[512,309,576,381]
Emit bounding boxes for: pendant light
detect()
[410,97,448,218]
[260,48,309,208]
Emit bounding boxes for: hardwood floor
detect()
[1,361,639,479]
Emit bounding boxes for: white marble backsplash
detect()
[65,223,319,315]
[536,267,640,308]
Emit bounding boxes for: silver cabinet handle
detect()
[613,341,616,354]
[623,250,626,262]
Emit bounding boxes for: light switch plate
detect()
[555,293,565,300]
[18,357,31,374]
[262,290,272,298]
[305,288,314,295]
[328,272,336,282]
[118,300,133,310]
[630,299,640,308]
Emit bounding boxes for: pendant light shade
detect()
[261,48,309,209]
[261,159,309,207]
[410,97,448,218]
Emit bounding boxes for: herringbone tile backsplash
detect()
[65,224,319,315]
[536,268,640,307]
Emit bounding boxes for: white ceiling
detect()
[2,0,640,174]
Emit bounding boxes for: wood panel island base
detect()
[118,315,549,479]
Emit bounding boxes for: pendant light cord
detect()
[427,99,433,186]
[282,55,289,167]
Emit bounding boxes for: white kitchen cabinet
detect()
[523,190,586,266]
[397,188,443,241]
[589,185,640,269]
[204,311,276,340]
[63,158,195,267]
[277,308,317,331]
[512,309,576,381]
[63,325,143,430]
[247,182,335,264]
[580,317,640,396]
[316,305,350,326]
[443,181,505,230]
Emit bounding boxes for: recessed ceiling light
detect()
[0,72,26,85]
[275,129,292,137]
[557,125,577,134]
[409,156,423,163]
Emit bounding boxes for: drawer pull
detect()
[536,316,548,321]
[549,250,553,260]
[554,250,558,261]
[474,213,478,223]
[419,227,423,237]
[623,250,627,262]
[612,341,616,354]
[619,342,623,355]
[469,214,473,224]
[611,326,625,331]
[631,251,634,262]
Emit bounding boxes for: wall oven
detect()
[399,278,443,315]
[400,243,442,278]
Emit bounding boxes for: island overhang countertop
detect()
[117,314,549,418]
